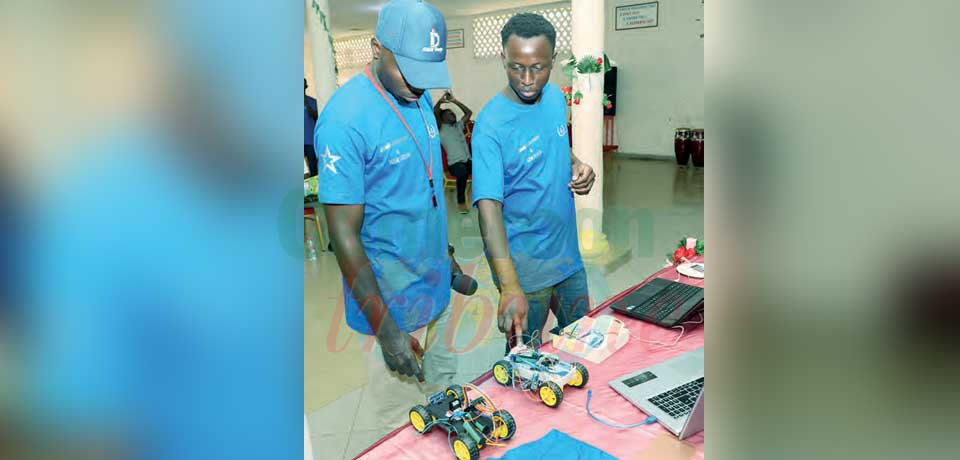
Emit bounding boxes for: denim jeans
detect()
[502,269,590,352]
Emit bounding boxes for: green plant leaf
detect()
[576,56,594,73]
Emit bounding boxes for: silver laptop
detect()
[609,347,704,439]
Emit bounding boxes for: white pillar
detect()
[305,0,337,106]
[304,414,314,460]
[571,0,609,257]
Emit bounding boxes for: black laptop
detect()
[610,278,704,327]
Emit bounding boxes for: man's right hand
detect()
[497,287,529,349]
[376,319,425,382]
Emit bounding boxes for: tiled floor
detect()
[305,156,703,459]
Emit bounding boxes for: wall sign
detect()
[616,2,659,30]
[447,29,465,49]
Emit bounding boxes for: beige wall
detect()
[311,0,704,157]
[605,0,704,157]
[426,6,572,121]
[304,35,316,98]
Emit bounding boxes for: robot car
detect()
[409,384,517,460]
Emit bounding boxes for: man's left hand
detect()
[568,160,596,195]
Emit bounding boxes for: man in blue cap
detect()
[315,0,457,433]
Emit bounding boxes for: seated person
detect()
[434,92,473,214]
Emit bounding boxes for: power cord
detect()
[631,312,704,348]
[585,390,657,428]
[636,324,686,347]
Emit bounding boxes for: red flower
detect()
[604,103,613,109]
[685,247,697,259]
[573,98,581,105]
[595,57,603,65]
[673,248,685,264]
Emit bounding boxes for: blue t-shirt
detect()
[471,84,584,292]
[315,73,450,334]
[305,96,317,146]
[490,429,618,460]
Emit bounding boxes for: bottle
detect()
[306,237,317,261]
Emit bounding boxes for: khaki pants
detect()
[352,306,458,434]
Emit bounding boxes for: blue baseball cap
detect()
[375,0,451,89]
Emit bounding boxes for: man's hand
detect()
[568,159,596,195]
[441,91,453,102]
[376,319,425,382]
[498,287,529,349]
[477,199,525,347]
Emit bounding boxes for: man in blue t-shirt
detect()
[315,0,457,433]
[472,13,597,350]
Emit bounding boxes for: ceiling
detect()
[328,0,564,38]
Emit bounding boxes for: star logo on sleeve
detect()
[321,146,341,174]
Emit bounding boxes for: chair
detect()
[304,194,326,253]
[441,146,455,189]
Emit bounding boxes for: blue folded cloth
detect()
[489,429,619,460]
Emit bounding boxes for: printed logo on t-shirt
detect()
[526,150,543,163]
[379,135,409,153]
[557,124,567,137]
[518,135,540,153]
[389,151,412,165]
[321,145,341,174]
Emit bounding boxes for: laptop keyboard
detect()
[626,282,702,322]
[647,377,704,419]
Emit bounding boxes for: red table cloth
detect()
[356,258,705,459]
